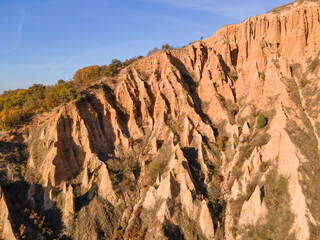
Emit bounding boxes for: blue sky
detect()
[0,0,292,93]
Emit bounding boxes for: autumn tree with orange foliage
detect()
[73,65,101,87]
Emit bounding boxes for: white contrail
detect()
[0,6,26,54]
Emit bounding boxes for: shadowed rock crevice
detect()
[54,117,86,183]
[102,84,130,138]
[199,43,209,79]
[167,54,216,131]
[143,81,156,121]
[181,147,207,196]
[164,219,185,240]
[2,181,65,239]
[231,46,239,67]
[0,139,28,183]
[80,93,116,153]
[217,54,230,81]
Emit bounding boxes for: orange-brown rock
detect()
[0,187,16,240]
[1,1,320,239]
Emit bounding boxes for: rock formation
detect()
[0,187,16,240]
[1,0,320,239]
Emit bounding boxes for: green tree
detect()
[161,43,172,50]
[100,59,123,77]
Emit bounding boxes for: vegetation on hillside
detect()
[0,81,81,130]
[73,57,143,87]
[257,114,268,129]
[0,57,141,130]
[238,168,296,239]
[147,43,174,55]
[0,43,176,131]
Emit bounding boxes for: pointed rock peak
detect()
[46,177,53,188]
[242,121,251,136]
[239,185,267,226]
[199,200,215,239]
[67,184,73,194]
[231,179,242,200]
[62,181,67,194]
[82,162,89,189]
[65,185,75,214]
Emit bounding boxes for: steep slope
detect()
[1,0,320,239]
[0,187,16,240]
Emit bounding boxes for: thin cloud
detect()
[146,13,208,30]
[142,0,275,20]
[34,41,134,72]
[33,63,52,69]
[193,31,206,36]
[0,6,26,54]
[50,57,74,71]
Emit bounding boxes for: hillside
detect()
[1,0,320,239]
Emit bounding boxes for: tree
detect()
[148,47,160,55]
[73,65,101,87]
[161,44,172,50]
[57,79,65,84]
[100,59,123,77]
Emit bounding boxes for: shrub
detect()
[122,56,142,67]
[300,78,311,88]
[201,101,210,113]
[148,159,166,180]
[238,169,296,239]
[308,58,319,73]
[290,63,302,79]
[259,71,265,81]
[229,69,238,81]
[257,114,268,129]
[21,208,54,238]
[271,59,280,69]
[123,211,146,240]
[216,135,228,151]
[148,44,173,55]
[73,95,85,106]
[148,47,160,55]
[233,133,271,179]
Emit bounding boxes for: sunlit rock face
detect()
[1,1,320,239]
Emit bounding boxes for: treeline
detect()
[147,43,173,55]
[73,56,143,87]
[73,44,174,87]
[0,81,81,130]
[0,56,143,130]
[0,43,176,130]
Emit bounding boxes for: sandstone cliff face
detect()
[0,187,16,240]
[1,0,320,239]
